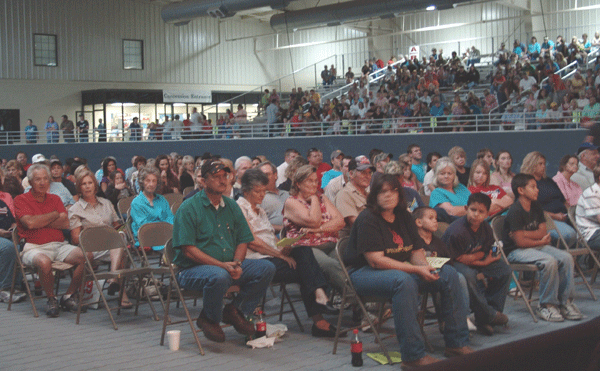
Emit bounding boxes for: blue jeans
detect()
[177,259,275,323]
[0,237,20,290]
[349,264,469,363]
[507,245,574,306]
[452,260,511,325]
[586,229,600,251]
[264,246,328,318]
[549,220,577,248]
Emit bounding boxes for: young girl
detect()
[489,150,515,196]
[468,159,513,216]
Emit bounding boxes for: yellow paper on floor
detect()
[366,351,402,365]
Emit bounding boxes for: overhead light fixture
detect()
[123,102,136,107]
[173,103,187,106]
[111,103,123,107]
[426,5,436,11]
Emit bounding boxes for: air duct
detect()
[270,0,472,32]
[161,0,293,25]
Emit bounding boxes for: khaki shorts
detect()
[22,241,78,266]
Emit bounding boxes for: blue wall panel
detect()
[2,130,587,176]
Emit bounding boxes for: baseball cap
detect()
[348,158,375,172]
[49,158,62,166]
[577,143,600,155]
[32,154,46,163]
[330,150,344,162]
[201,160,230,178]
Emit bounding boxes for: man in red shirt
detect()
[307,148,331,190]
[15,163,86,317]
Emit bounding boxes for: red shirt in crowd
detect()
[15,191,66,244]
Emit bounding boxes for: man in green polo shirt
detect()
[172,160,276,343]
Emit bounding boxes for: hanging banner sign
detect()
[409,45,420,60]
[163,90,212,103]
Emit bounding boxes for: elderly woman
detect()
[468,159,513,216]
[155,154,180,195]
[552,154,582,208]
[178,155,195,192]
[429,157,472,220]
[69,170,132,308]
[237,169,339,337]
[345,174,471,366]
[130,166,174,251]
[283,165,346,298]
[521,151,577,247]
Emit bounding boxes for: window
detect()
[33,34,57,67]
[123,39,143,70]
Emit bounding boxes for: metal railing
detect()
[320,58,407,103]
[6,113,589,145]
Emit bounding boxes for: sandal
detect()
[120,300,134,309]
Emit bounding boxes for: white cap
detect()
[31,154,46,163]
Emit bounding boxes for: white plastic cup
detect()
[167,330,181,351]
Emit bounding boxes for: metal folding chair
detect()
[117,195,136,221]
[544,212,597,301]
[7,228,74,317]
[568,205,600,284]
[163,193,184,209]
[76,226,161,330]
[490,215,539,322]
[182,186,195,197]
[332,236,393,364]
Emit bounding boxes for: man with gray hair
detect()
[258,161,289,233]
[233,156,252,190]
[15,164,87,317]
[572,143,600,191]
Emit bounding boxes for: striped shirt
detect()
[576,183,600,241]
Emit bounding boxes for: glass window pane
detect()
[123,39,143,70]
[33,34,58,67]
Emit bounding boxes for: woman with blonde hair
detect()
[429,157,471,220]
[520,151,576,247]
[179,155,195,192]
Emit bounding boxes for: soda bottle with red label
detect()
[351,329,363,366]
[256,310,267,338]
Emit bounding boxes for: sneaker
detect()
[60,292,87,314]
[536,305,564,322]
[0,290,9,302]
[560,300,583,321]
[467,317,477,332]
[46,297,60,317]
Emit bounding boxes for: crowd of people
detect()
[2,138,600,367]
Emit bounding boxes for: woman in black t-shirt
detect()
[345,174,471,366]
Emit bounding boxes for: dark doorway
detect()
[0,109,20,144]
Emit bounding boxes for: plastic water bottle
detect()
[256,310,267,338]
[351,329,363,367]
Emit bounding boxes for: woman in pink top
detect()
[490,150,515,196]
[283,165,346,313]
[552,154,582,207]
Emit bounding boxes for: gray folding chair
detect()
[170,199,182,215]
[568,205,600,284]
[544,212,597,301]
[163,193,184,208]
[8,228,74,317]
[490,215,539,322]
[117,195,136,220]
[77,226,161,330]
[182,186,195,197]
[332,236,393,364]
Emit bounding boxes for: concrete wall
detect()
[1,130,588,176]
